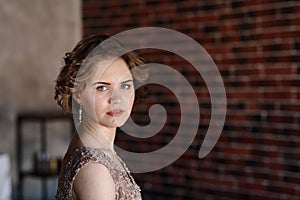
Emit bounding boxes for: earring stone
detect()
[78,104,82,123]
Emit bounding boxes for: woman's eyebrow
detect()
[92,79,133,85]
[92,81,111,85]
[121,79,133,84]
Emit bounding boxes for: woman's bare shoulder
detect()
[73,162,116,200]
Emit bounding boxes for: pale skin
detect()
[73,58,135,200]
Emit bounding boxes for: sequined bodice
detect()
[56,147,142,200]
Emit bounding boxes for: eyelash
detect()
[96,85,108,91]
[96,84,131,91]
[121,84,131,90]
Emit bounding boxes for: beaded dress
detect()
[56,146,142,200]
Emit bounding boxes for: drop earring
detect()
[78,104,82,123]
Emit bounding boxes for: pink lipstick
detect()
[106,109,125,117]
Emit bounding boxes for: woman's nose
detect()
[109,91,122,104]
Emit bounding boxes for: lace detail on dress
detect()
[56,147,142,200]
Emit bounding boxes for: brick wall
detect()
[82,0,300,199]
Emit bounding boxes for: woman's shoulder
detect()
[57,146,142,200]
[57,147,117,199]
[72,158,116,200]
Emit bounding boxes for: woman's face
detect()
[78,58,135,128]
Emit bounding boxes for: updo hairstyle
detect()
[54,34,148,114]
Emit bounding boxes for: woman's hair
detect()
[54,34,148,114]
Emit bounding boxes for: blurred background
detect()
[0,0,299,199]
[0,0,81,199]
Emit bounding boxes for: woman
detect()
[54,34,148,199]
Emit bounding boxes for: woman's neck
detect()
[78,121,116,150]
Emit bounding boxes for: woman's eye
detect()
[121,84,131,90]
[96,85,108,91]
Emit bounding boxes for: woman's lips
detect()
[106,109,125,117]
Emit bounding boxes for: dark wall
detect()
[82,1,300,199]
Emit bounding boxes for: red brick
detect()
[194,14,218,22]
[232,45,258,54]
[267,183,298,195]
[227,90,263,100]
[264,65,294,75]
[258,18,293,29]
[262,42,292,52]
[280,30,300,39]
[234,67,260,76]
[263,91,293,100]
[222,144,251,156]
[294,17,300,26]
[239,180,266,191]
[197,174,234,187]
[279,103,300,112]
